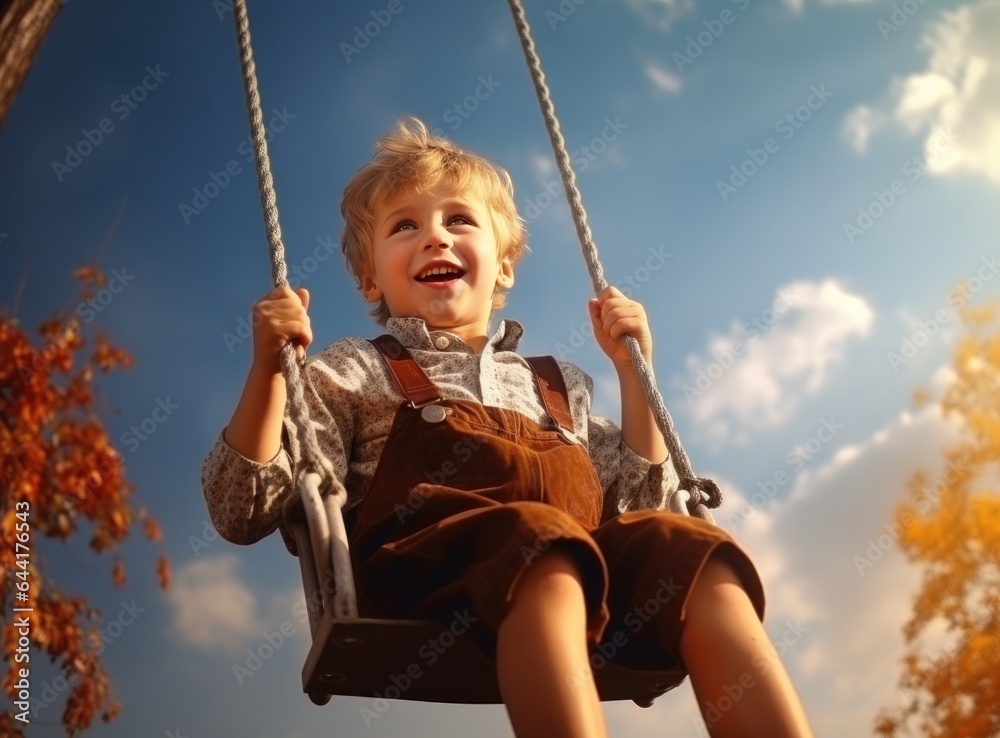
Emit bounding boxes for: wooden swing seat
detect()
[279,493,687,708]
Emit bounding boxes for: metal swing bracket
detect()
[281,472,357,637]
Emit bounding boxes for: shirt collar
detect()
[384,316,525,354]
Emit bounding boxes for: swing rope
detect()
[232,0,356,620]
[231,0,334,485]
[506,0,720,516]
[230,0,720,529]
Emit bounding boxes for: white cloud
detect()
[595,351,984,734]
[592,371,622,420]
[847,0,1000,181]
[841,104,886,154]
[645,60,683,94]
[601,384,971,734]
[712,399,967,734]
[167,554,305,657]
[528,152,555,180]
[674,280,874,447]
[625,0,695,32]
[784,0,877,10]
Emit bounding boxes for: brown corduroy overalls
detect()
[346,334,765,670]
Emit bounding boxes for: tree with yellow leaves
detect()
[875,294,1000,738]
[1,267,170,737]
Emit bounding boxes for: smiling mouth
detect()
[415,270,466,284]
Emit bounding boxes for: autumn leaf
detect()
[875,298,1000,738]
[1,268,170,736]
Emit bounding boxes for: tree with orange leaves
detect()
[875,294,1000,738]
[1,266,170,737]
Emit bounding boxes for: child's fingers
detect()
[296,287,310,312]
[293,317,313,350]
[598,304,644,331]
[606,317,645,340]
[251,287,311,356]
[265,284,294,302]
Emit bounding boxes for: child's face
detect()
[362,180,514,338]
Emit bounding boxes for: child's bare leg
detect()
[679,555,814,738]
[496,546,607,738]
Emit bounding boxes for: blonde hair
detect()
[340,118,528,326]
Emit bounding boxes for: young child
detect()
[201,118,814,738]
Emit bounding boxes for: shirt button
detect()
[433,335,450,350]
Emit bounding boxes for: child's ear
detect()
[360,273,383,303]
[496,257,515,289]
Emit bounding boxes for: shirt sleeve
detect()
[200,343,358,546]
[556,359,688,522]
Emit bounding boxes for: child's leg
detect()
[679,554,814,738]
[496,545,608,738]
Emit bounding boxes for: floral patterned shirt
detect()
[201,317,691,545]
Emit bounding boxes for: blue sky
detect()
[2,0,998,735]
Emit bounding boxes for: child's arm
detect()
[201,285,321,545]
[587,285,668,465]
[224,285,313,461]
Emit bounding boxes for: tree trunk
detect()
[0,0,65,132]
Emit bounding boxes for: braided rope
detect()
[505,0,720,515]
[229,0,718,515]
[231,0,335,485]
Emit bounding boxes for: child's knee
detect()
[516,542,587,598]
[687,550,754,617]
[700,552,745,589]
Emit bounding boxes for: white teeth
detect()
[419,266,461,278]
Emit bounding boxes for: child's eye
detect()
[449,215,474,226]
[391,220,416,233]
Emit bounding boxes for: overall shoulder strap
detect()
[368,335,442,408]
[524,356,575,434]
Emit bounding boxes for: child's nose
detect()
[423,222,454,249]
